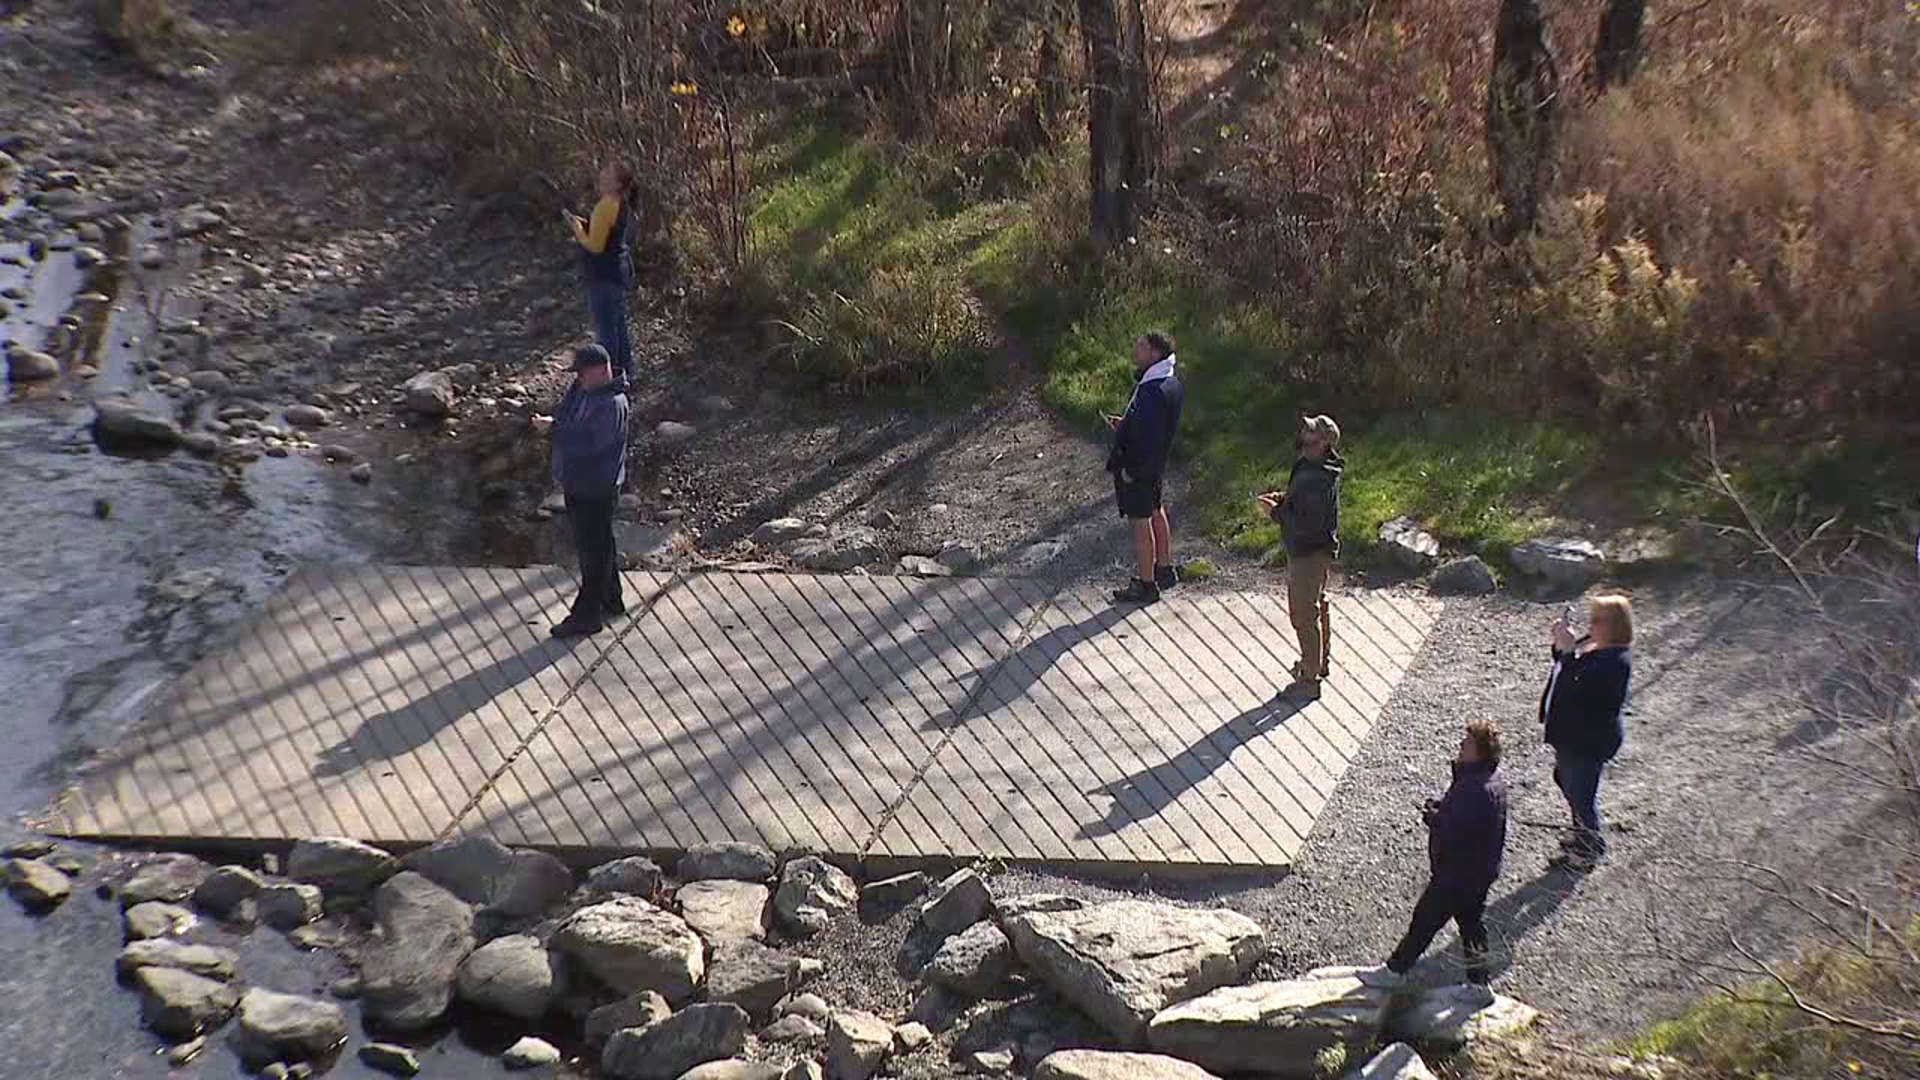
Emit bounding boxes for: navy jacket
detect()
[550,375,630,497]
[1539,643,1632,762]
[1274,452,1344,557]
[1427,760,1509,893]
[1106,370,1184,482]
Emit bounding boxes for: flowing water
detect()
[0,204,571,1076]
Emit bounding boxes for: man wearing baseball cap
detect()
[533,343,631,638]
[1256,414,1344,696]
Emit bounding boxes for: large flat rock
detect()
[1005,899,1265,1044]
[1146,973,1393,1078]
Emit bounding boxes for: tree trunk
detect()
[1487,0,1559,239]
[1591,0,1646,93]
[1079,0,1154,253]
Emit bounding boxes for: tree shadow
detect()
[1076,690,1309,841]
[312,636,578,778]
[919,604,1138,733]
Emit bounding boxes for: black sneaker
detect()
[1111,578,1161,604]
[550,616,603,639]
[1154,563,1179,591]
[1549,849,1601,873]
[606,599,628,619]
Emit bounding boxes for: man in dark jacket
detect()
[1105,332,1185,604]
[1257,415,1344,695]
[1385,719,1510,985]
[537,344,631,639]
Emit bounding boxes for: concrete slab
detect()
[44,566,1439,871]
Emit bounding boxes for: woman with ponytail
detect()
[564,162,639,379]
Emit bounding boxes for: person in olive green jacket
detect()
[1256,415,1345,697]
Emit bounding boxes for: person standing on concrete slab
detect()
[1257,414,1343,695]
[1385,719,1509,985]
[534,344,630,639]
[1104,332,1185,604]
[1540,594,1633,872]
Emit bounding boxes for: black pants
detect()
[566,492,622,625]
[1387,881,1492,984]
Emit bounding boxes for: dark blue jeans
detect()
[586,279,632,378]
[1553,749,1607,856]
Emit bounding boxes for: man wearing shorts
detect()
[1105,333,1185,604]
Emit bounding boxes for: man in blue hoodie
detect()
[1385,719,1510,985]
[1104,332,1185,604]
[537,344,631,639]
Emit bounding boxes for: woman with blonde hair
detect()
[1538,594,1634,871]
[564,161,639,379]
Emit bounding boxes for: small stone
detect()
[166,1036,208,1066]
[183,433,222,457]
[93,399,183,448]
[654,420,697,445]
[1378,517,1440,571]
[552,897,705,1003]
[117,939,239,982]
[404,369,456,417]
[121,854,210,908]
[860,871,929,912]
[233,988,350,1068]
[4,858,72,912]
[360,872,477,1031]
[601,1003,750,1080]
[782,992,831,1022]
[682,1062,781,1080]
[893,1021,933,1052]
[1510,536,1606,588]
[136,967,239,1040]
[588,855,663,897]
[784,1063,826,1080]
[869,509,900,529]
[764,1014,825,1043]
[257,883,323,929]
[287,836,396,892]
[1342,1043,1438,1080]
[678,879,772,943]
[935,543,981,571]
[329,975,362,1000]
[139,245,166,269]
[751,518,813,550]
[707,939,799,1020]
[897,555,952,578]
[283,403,333,429]
[74,246,109,268]
[360,1042,422,1077]
[456,934,558,1020]
[1033,1050,1227,1080]
[924,921,1013,999]
[50,855,85,877]
[319,443,357,463]
[263,1066,290,1080]
[124,901,196,940]
[350,463,373,484]
[918,868,991,940]
[1429,556,1499,596]
[503,1036,562,1069]
[6,349,59,382]
[774,856,856,937]
[965,1048,1016,1074]
[585,990,671,1049]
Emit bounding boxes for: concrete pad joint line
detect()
[433,572,684,845]
[855,584,1065,859]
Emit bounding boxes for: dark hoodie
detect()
[550,373,630,497]
[1273,451,1344,556]
[1427,759,1509,893]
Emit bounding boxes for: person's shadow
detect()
[1076,691,1309,841]
[919,605,1136,733]
[313,638,575,778]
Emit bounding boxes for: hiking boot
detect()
[605,599,628,619]
[550,616,603,639]
[1111,578,1161,605]
[1284,676,1322,700]
[1154,563,1179,591]
[1549,849,1601,873]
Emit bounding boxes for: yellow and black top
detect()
[574,195,634,285]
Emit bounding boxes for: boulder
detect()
[679,841,776,883]
[0,840,55,859]
[287,836,396,893]
[935,543,981,572]
[1034,1050,1225,1080]
[193,865,264,917]
[1341,1043,1437,1080]
[785,1063,826,1080]
[1005,900,1264,1045]
[282,403,332,429]
[456,934,559,1020]
[233,988,350,1067]
[7,348,59,381]
[1378,518,1440,571]
[924,921,1014,999]
[996,893,1086,920]
[3,858,72,911]
[707,939,799,1020]
[918,868,991,940]
[897,555,952,578]
[503,1036,563,1070]
[825,1009,893,1080]
[966,1048,1017,1074]
[782,992,831,1022]
[93,398,183,447]
[892,1021,933,1052]
[117,939,239,982]
[403,370,455,417]
[552,897,706,1002]
[1144,973,1393,1078]
[601,1003,751,1080]
[589,856,664,898]
[1510,537,1606,588]
[752,518,814,550]
[860,871,929,912]
[764,1015,824,1043]
[360,1043,422,1077]
[360,872,477,1031]
[258,883,323,930]
[136,967,238,1040]
[678,879,772,943]
[585,990,671,1049]
[655,420,697,445]
[124,901,196,940]
[402,835,574,919]
[120,854,210,907]
[1386,984,1539,1050]
[774,856,856,937]
[682,1061,782,1080]
[792,530,886,573]
[1429,557,1498,597]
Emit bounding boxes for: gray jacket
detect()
[1272,451,1344,557]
